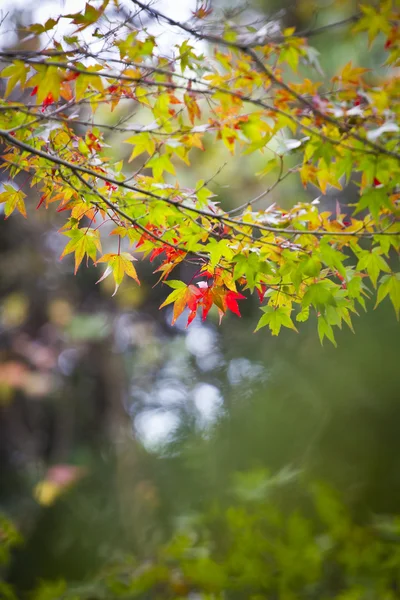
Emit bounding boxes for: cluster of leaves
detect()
[98,479,400,599]
[0,0,399,344]
[17,471,400,599]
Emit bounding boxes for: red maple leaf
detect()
[256,284,267,303]
[225,291,246,317]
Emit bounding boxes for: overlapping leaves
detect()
[0,0,399,345]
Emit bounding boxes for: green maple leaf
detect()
[317,316,337,347]
[355,188,392,222]
[0,184,27,218]
[75,64,104,101]
[124,133,155,162]
[1,61,29,97]
[357,248,390,288]
[302,281,337,310]
[352,2,391,47]
[28,65,63,103]
[207,239,234,269]
[255,305,298,335]
[60,228,102,274]
[375,273,400,319]
[147,153,175,180]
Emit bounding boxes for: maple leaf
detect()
[357,248,390,289]
[0,184,27,218]
[27,65,63,103]
[202,290,214,321]
[124,133,155,162]
[375,273,400,319]
[75,64,104,101]
[60,228,102,274]
[160,282,203,326]
[196,282,213,321]
[225,290,246,317]
[62,197,97,222]
[28,17,59,35]
[65,0,109,32]
[184,93,201,125]
[177,40,201,72]
[255,306,298,335]
[1,61,29,97]
[256,284,268,303]
[147,153,176,180]
[333,62,369,86]
[317,315,337,347]
[96,252,140,295]
[192,3,212,19]
[352,2,392,47]
[154,258,185,283]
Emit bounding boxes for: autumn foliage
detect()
[0,0,399,345]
